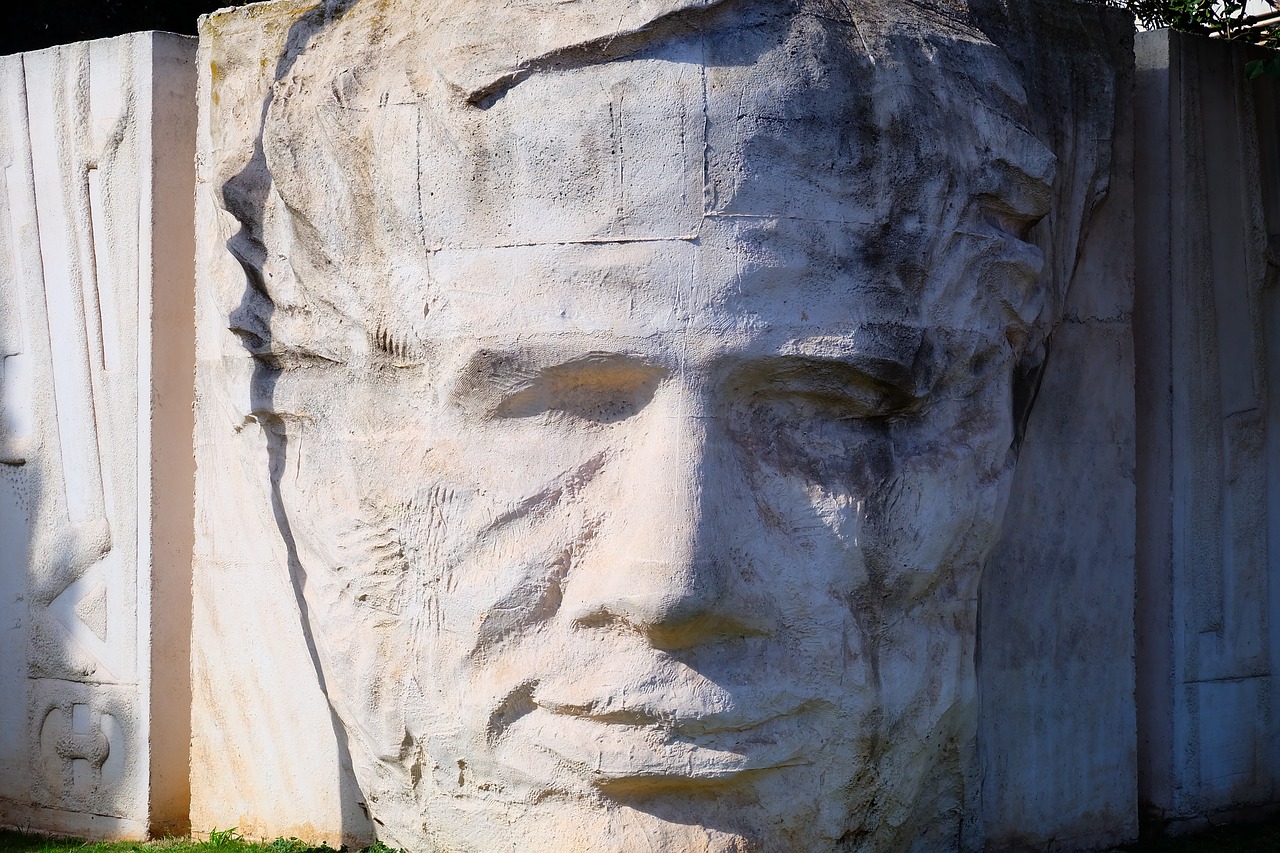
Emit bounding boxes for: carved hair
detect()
[225,0,1057,372]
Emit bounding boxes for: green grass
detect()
[1,819,1278,853]
[0,830,401,853]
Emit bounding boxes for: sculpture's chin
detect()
[345,697,974,853]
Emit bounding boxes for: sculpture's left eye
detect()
[722,355,920,480]
[725,355,921,422]
[725,391,902,487]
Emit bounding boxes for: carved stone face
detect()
[233,0,1054,849]
[268,235,1019,851]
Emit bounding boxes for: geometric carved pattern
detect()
[1,31,194,837]
[31,679,138,819]
[18,38,139,691]
[48,554,126,681]
[2,36,145,825]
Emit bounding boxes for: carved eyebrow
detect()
[756,352,915,389]
[455,349,653,390]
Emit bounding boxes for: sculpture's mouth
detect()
[519,694,816,788]
[537,697,805,736]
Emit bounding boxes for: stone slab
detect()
[1134,29,1280,829]
[977,5,1138,848]
[0,31,196,839]
[192,8,370,844]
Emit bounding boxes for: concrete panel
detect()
[190,4,369,846]
[0,32,196,838]
[1135,29,1280,832]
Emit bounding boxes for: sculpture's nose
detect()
[562,387,762,650]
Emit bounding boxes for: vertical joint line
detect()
[85,165,119,372]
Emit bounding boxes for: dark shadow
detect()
[968,2,1134,848]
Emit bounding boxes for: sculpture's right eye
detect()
[453,350,666,424]
[494,359,666,424]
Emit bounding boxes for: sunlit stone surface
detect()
[0,32,195,839]
[192,0,1133,849]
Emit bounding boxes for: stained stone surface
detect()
[0,32,196,839]
[975,5,1138,850]
[192,0,1132,850]
[1135,30,1280,832]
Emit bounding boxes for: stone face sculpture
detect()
[205,0,1075,848]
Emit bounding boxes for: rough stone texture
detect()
[1134,29,1280,833]
[193,9,376,844]
[0,32,196,839]
[976,4,1138,850]
[193,1,1131,850]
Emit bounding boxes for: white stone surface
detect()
[193,1,1131,850]
[1135,30,1280,832]
[0,32,196,839]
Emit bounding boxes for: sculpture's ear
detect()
[968,0,1129,335]
[422,0,738,105]
[970,0,1130,460]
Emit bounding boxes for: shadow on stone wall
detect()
[221,5,367,844]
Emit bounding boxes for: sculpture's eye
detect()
[724,356,920,481]
[456,350,666,424]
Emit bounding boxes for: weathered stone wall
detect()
[0,32,196,839]
[978,4,1138,850]
[1134,29,1280,834]
[191,5,374,845]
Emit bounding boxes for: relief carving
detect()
[30,680,137,818]
[200,0,1122,848]
[0,37,156,825]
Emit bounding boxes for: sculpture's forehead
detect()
[288,9,897,254]
[252,0,1046,364]
[418,220,924,340]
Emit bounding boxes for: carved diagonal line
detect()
[48,552,123,681]
[24,48,109,528]
[85,167,119,372]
